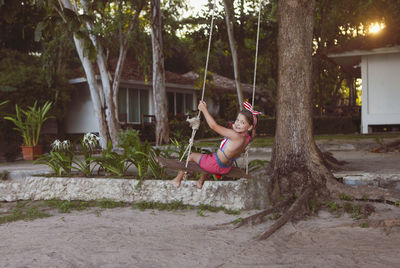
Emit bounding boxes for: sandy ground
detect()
[1,139,400,267]
[1,203,400,268]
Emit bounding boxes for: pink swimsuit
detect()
[198,134,251,176]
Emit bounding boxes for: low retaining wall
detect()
[335,172,400,190]
[0,174,269,211]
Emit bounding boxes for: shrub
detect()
[313,116,360,134]
[253,116,360,136]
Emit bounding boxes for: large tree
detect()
[268,0,327,214]
[230,0,400,240]
[151,0,169,145]
[38,0,145,148]
[222,0,244,107]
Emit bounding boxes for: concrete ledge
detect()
[0,175,269,211]
[334,172,400,189]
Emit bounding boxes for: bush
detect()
[122,115,360,144]
[255,116,360,136]
[313,116,360,134]
[0,49,72,160]
[255,117,276,136]
[0,120,21,161]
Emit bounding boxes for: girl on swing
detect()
[170,100,261,189]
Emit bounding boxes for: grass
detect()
[131,201,241,215]
[0,199,242,225]
[44,199,127,213]
[0,207,51,224]
[0,199,128,225]
[0,170,9,180]
[339,193,354,201]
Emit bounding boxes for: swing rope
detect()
[181,0,262,179]
[180,0,217,180]
[245,0,263,175]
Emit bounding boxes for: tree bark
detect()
[71,36,109,148]
[80,0,121,147]
[269,0,331,206]
[151,0,169,145]
[223,0,244,108]
[113,2,144,122]
[60,0,144,148]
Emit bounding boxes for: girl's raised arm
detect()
[198,101,239,140]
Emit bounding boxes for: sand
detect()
[1,203,400,268]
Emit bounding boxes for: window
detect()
[118,88,149,123]
[167,92,194,116]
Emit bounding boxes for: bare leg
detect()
[170,153,203,188]
[195,173,207,189]
[170,170,185,187]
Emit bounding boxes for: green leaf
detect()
[0,85,17,92]
[75,30,87,40]
[88,44,97,62]
[34,21,44,42]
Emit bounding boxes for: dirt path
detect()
[1,203,400,267]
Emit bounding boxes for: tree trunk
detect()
[94,42,121,147]
[268,0,331,206]
[151,0,169,145]
[60,0,144,149]
[80,0,121,147]
[60,0,109,148]
[72,35,109,148]
[113,3,144,123]
[223,0,244,108]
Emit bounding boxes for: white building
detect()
[65,76,197,134]
[328,43,400,134]
[64,68,263,134]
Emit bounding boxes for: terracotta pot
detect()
[21,145,43,161]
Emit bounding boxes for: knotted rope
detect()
[245,0,263,175]
[181,0,263,178]
[180,0,217,180]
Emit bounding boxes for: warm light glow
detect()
[368,22,385,34]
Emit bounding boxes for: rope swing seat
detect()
[156,157,252,179]
[158,0,263,181]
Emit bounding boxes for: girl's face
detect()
[234,113,253,133]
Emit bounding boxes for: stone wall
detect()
[0,174,270,211]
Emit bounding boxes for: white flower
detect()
[51,139,70,151]
[82,132,99,150]
[51,139,61,151]
[62,140,71,150]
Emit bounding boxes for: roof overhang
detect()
[327,45,400,78]
[68,76,196,92]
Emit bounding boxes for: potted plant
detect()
[4,101,53,160]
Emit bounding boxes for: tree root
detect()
[233,199,292,229]
[372,139,400,153]
[327,177,400,205]
[206,199,291,231]
[335,218,400,229]
[256,187,313,240]
[211,187,314,240]
[320,151,348,170]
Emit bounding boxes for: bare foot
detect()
[169,178,181,188]
[193,180,204,189]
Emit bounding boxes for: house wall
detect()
[65,82,197,134]
[64,85,99,134]
[361,52,400,133]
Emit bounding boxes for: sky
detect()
[182,0,225,18]
[185,0,209,17]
